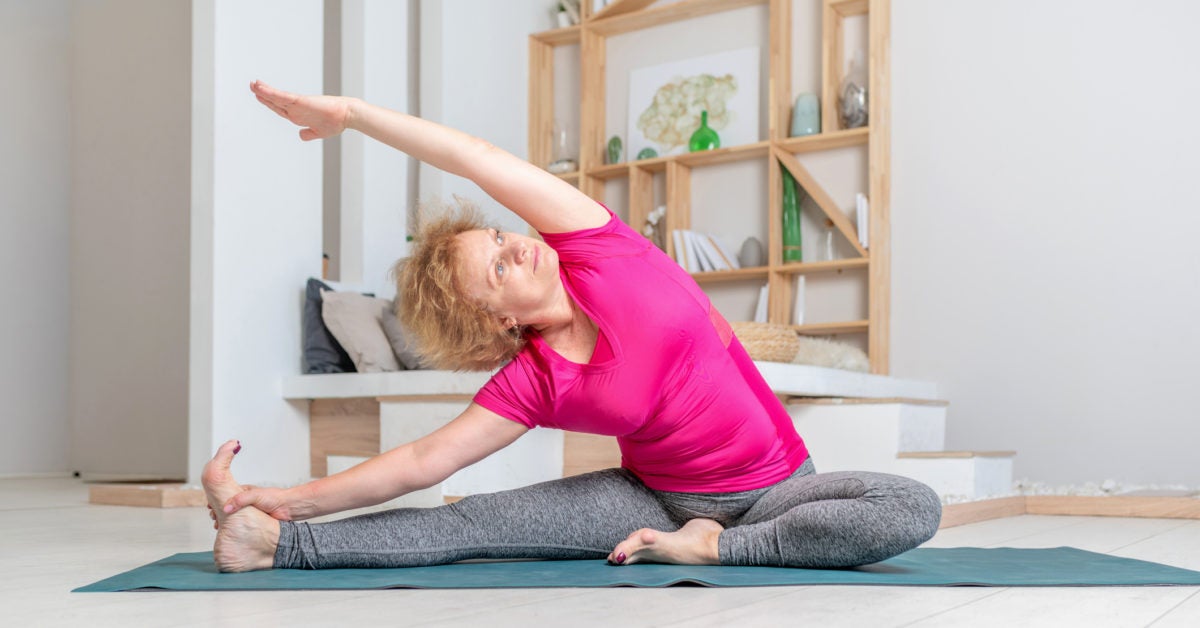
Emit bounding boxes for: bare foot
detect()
[201,440,280,573]
[607,518,724,566]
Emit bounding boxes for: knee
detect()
[899,479,943,545]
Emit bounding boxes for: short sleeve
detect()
[540,206,650,264]
[472,352,551,429]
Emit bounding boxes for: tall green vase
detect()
[688,110,720,152]
[782,168,802,262]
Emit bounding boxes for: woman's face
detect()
[454,229,560,328]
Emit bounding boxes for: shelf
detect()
[587,162,631,180]
[554,171,581,184]
[776,258,869,274]
[530,24,580,46]
[776,127,868,154]
[676,141,771,167]
[530,0,891,372]
[589,0,766,36]
[587,141,770,178]
[791,320,869,336]
[690,266,770,284]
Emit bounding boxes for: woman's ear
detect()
[499,316,518,331]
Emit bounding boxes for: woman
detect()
[202,80,941,573]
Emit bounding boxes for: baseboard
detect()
[89,483,206,508]
[939,495,1200,529]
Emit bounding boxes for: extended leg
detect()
[275,468,677,569]
[719,471,942,568]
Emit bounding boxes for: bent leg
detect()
[275,469,677,569]
[720,471,942,568]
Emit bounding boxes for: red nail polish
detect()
[233,442,242,455]
[616,552,626,565]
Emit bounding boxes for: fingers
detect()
[250,80,299,108]
[255,94,289,118]
[222,491,247,515]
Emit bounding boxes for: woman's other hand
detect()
[250,79,353,141]
[219,485,317,522]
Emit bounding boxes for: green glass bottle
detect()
[688,110,720,152]
[782,168,803,262]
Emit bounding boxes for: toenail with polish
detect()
[616,552,626,564]
[233,443,242,454]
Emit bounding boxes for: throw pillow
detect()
[381,299,425,370]
[303,278,356,374]
[320,290,401,373]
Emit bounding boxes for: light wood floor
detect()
[4,477,1199,628]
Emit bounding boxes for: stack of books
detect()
[671,230,742,273]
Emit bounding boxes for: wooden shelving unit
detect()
[529,0,891,373]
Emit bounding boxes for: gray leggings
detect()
[274,458,943,569]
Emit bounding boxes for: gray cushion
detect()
[303,278,356,374]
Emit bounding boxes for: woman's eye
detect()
[496,233,504,244]
[496,262,505,277]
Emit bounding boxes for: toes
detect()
[202,440,241,485]
[609,528,657,565]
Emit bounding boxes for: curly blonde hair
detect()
[392,199,526,371]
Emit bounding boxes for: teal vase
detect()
[688,110,720,152]
[790,93,820,137]
[781,168,802,262]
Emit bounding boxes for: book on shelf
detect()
[856,193,870,249]
[671,230,742,272]
[753,283,769,323]
[792,275,805,326]
[671,229,691,272]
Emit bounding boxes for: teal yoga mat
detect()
[75,547,1200,592]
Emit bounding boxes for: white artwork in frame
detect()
[627,46,760,159]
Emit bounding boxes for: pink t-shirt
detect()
[473,210,808,492]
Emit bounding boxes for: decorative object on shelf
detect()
[781,168,802,262]
[553,0,580,28]
[789,93,820,137]
[606,135,623,164]
[642,205,667,252]
[731,321,868,372]
[838,50,868,129]
[636,147,657,160]
[738,236,765,268]
[627,47,759,158]
[821,218,836,261]
[688,110,721,152]
[547,119,576,174]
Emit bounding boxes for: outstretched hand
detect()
[214,485,316,523]
[250,80,352,141]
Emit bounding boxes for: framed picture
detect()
[627,46,760,158]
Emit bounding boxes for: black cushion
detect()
[303,278,357,374]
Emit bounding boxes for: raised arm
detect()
[223,403,528,519]
[250,80,608,234]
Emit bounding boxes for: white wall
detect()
[0,1,72,476]
[68,0,191,479]
[339,0,413,298]
[189,0,324,485]
[419,0,550,234]
[891,0,1200,486]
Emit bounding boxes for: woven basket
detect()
[729,321,799,363]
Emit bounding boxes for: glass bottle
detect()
[688,110,720,152]
[781,169,802,262]
[821,219,836,261]
[838,50,868,129]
